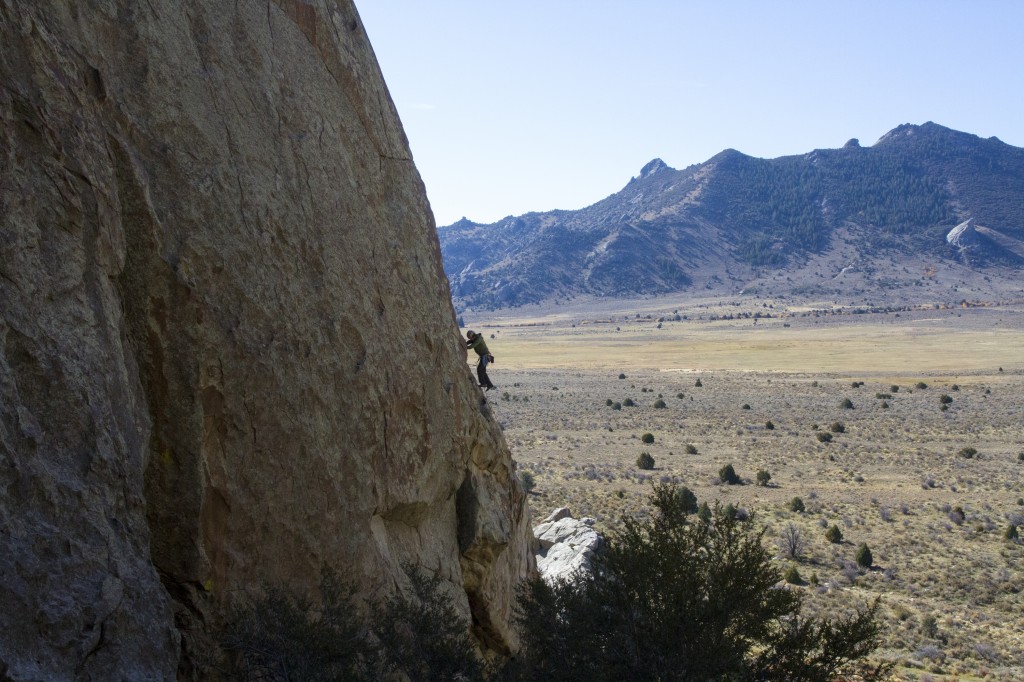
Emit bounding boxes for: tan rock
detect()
[0,1,533,677]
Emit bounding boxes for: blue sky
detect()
[358,2,1024,227]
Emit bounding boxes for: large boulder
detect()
[0,1,533,678]
[533,508,603,583]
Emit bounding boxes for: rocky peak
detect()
[638,157,670,179]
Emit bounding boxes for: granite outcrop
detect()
[0,1,533,678]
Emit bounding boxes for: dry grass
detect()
[469,300,1024,680]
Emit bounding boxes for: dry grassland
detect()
[469,301,1024,680]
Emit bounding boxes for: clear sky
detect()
[358,1,1024,227]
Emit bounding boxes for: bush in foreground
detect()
[508,484,888,681]
[221,567,484,681]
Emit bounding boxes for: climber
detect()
[465,330,496,391]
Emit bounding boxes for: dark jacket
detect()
[467,334,490,357]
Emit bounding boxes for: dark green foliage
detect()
[921,614,938,639]
[784,566,804,585]
[789,497,806,513]
[618,373,626,379]
[697,501,712,524]
[611,401,622,410]
[829,422,845,433]
[840,398,854,409]
[939,394,953,404]
[622,398,636,407]
[605,398,613,406]
[636,452,655,470]
[1006,524,1019,541]
[915,382,928,389]
[676,392,685,399]
[694,378,703,387]
[756,469,771,486]
[508,484,887,681]
[669,485,699,515]
[958,446,978,459]
[825,524,843,544]
[856,543,874,568]
[719,463,740,485]
[890,385,900,393]
[221,568,484,682]
[518,470,535,494]
[653,398,667,409]
[816,432,833,443]
[765,420,775,430]
[685,443,698,455]
[641,432,655,444]
[742,403,751,410]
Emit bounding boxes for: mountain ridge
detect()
[439,122,1024,309]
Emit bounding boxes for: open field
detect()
[468,300,1024,680]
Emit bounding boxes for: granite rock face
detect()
[533,508,603,584]
[0,1,533,678]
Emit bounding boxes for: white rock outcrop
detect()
[533,508,604,583]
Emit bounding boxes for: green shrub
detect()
[694,378,703,387]
[618,373,626,379]
[816,432,833,443]
[676,392,685,399]
[696,501,712,524]
[765,420,775,430]
[641,433,655,444]
[221,567,484,682]
[509,484,887,681]
[1006,524,1019,541]
[840,398,854,409]
[611,401,622,410]
[784,566,804,585]
[719,463,740,485]
[742,403,751,410]
[825,524,843,544]
[829,422,845,433]
[605,398,613,406]
[939,394,952,404]
[518,470,535,494]
[856,543,873,568]
[623,398,636,407]
[756,469,771,486]
[915,381,928,389]
[958,446,977,459]
[880,401,889,409]
[789,497,805,513]
[890,385,899,393]
[636,452,655,470]
[653,399,667,409]
[685,443,698,455]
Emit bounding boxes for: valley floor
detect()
[470,301,1024,680]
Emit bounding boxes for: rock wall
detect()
[0,1,534,678]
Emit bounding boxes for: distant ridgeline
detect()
[438,122,1024,308]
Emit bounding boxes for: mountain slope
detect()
[439,123,1024,309]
